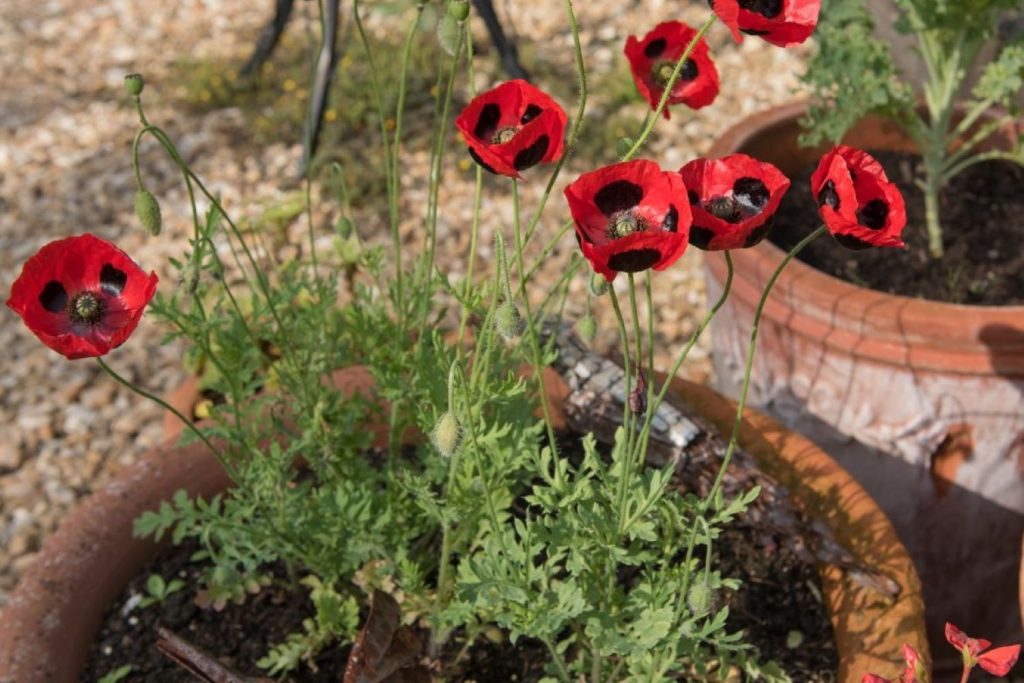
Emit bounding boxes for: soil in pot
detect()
[769,153,1024,305]
[81,434,836,682]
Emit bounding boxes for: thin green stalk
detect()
[635,252,734,463]
[512,179,560,459]
[621,15,716,161]
[521,0,589,248]
[96,357,232,479]
[525,220,575,285]
[943,149,1023,183]
[542,636,572,682]
[419,27,465,336]
[624,273,644,462]
[704,227,826,511]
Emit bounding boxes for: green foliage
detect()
[799,0,914,146]
[97,665,133,683]
[138,572,185,608]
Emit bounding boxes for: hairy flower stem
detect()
[512,180,560,460]
[621,15,716,161]
[96,358,233,480]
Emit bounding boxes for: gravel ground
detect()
[0,0,810,605]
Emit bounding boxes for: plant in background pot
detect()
[1,0,932,681]
[702,0,1024,672]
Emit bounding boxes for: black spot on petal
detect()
[817,180,840,210]
[644,38,668,59]
[39,281,68,313]
[687,189,700,205]
[733,177,770,213]
[857,199,889,230]
[608,248,662,272]
[513,135,550,170]
[663,205,679,233]
[689,226,716,250]
[100,263,128,296]
[520,104,542,125]
[680,58,698,82]
[594,180,644,216]
[739,0,782,19]
[468,147,498,175]
[473,103,501,140]
[832,233,873,250]
[743,220,772,247]
[740,28,772,36]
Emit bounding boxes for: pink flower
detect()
[946,623,1021,677]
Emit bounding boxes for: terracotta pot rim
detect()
[708,100,1024,316]
[0,370,928,682]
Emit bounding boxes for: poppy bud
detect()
[577,313,596,342]
[495,302,526,341]
[179,262,201,296]
[448,0,470,22]
[616,136,636,159]
[687,582,712,616]
[432,411,462,458]
[588,271,608,297]
[124,73,145,97]
[334,215,354,239]
[135,188,162,236]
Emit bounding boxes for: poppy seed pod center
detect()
[68,291,105,325]
[491,126,519,145]
[609,212,645,239]
[654,59,698,87]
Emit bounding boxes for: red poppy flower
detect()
[679,153,790,250]
[6,234,159,359]
[624,21,719,119]
[454,79,567,178]
[564,160,692,282]
[711,0,820,47]
[810,145,907,250]
[859,643,926,683]
[945,623,1021,677]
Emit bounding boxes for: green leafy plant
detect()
[9,0,918,680]
[801,0,1024,256]
[138,572,186,609]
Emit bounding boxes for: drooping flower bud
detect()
[124,73,145,97]
[135,188,162,236]
[495,301,526,341]
[432,411,462,458]
[448,0,470,22]
[577,313,596,342]
[588,271,608,297]
[687,582,712,616]
[616,136,636,159]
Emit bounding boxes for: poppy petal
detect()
[978,644,1021,677]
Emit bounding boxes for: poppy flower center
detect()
[609,212,646,239]
[654,59,698,87]
[68,291,105,325]
[491,126,519,145]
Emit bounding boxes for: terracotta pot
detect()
[704,101,1024,673]
[0,367,928,682]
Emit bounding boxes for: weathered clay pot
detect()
[704,101,1024,673]
[0,367,928,682]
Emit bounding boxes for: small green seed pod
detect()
[432,411,462,458]
[124,73,145,97]
[448,0,470,21]
[134,188,162,236]
[588,271,608,297]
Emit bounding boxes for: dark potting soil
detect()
[83,440,836,681]
[769,151,1024,305]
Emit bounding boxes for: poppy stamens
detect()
[68,291,105,326]
[609,213,645,239]
[491,126,519,145]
